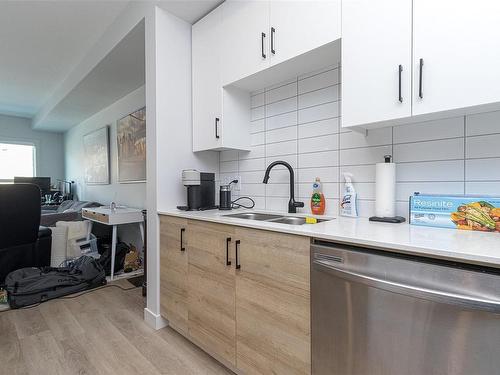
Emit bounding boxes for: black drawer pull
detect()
[235,240,241,269]
[261,32,266,59]
[418,58,424,99]
[226,237,232,266]
[271,27,276,54]
[180,228,185,251]
[398,64,403,103]
[215,117,220,139]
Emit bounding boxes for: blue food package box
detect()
[409,194,500,232]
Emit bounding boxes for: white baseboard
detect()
[144,307,168,330]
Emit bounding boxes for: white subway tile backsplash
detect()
[239,171,263,184]
[266,111,297,131]
[299,150,339,168]
[251,106,264,121]
[250,119,265,133]
[341,182,375,200]
[266,97,296,117]
[465,182,500,195]
[266,183,296,197]
[298,134,338,154]
[298,85,339,109]
[266,140,297,157]
[265,196,290,212]
[220,150,238,162]
[298,118,339,138]
[220,66,500,218]
[340,165,376,183]
[266,126,297,144]
[466,110,500,136]
[265,81,297,104]
[393,117,464,144]
[251,132,265,146]
[340,127,392,149]
[298,167,339,183]
[396,182,464,201]
[239,157,265,172]
[394,138,464,163]
[298,68,339,94]
[340,145,392,166]
[298,101,339,124]
[396,160,464,182]
[466,133,500,159]
[239,183,265,197]
[298,182,339,199]
[239,145,265,160]
[465,158,500,181]
[220,160,238,173]
[251,93,265,108]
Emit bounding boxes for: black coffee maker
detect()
[177,170,216,211]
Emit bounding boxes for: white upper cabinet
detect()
[342,0,412,128]
[269,1,341,66]
[220,0,270,86]
[412,0,500,116]
[192,6,223,152]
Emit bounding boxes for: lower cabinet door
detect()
[159,216,189,334]
[187,220,236,367]
[234,227,311,375]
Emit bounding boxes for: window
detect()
[0,142,36,181]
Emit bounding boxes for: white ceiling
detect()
[0,0,223,130]
[0,1,130,119]
[159,0,224,24]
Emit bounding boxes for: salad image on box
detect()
[409,194,500,232]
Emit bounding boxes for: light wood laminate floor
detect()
[0,280,233,375]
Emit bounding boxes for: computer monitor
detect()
[14,176,51,195]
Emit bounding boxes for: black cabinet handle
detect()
[418,58,424,99]
[261,32,266,59]
[180,228,185,251]
[398,64,403,103]
[235,240,241,269]
[271,27,276,54]
[226,237,232,266]
[215,117,220,139]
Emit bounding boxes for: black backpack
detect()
[4,256,106,309]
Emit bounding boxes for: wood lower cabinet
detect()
[187,220,236,367]
[159,215,189,334]
[235,227,311,375]
[159,216,311,374]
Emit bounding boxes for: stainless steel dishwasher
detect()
[311,240,500,375]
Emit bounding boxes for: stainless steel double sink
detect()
[223,212,331,225]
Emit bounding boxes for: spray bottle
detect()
[340,173,358,217]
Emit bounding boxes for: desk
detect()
[82,207,144,280]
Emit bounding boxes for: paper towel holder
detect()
[369,155,406,223]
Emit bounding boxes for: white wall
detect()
[145,5,219,328]
[221,64,500,219]
[64,85,146,245]
[0,114,64,181]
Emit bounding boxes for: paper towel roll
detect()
[375,162,396,217]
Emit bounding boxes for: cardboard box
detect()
[409,194,500,232]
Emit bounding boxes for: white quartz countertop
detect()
[158,208,500,268]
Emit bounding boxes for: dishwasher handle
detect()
[314,258,500,313]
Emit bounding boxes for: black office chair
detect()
[0,184,51,283]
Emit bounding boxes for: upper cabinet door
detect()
[341,0,412,128]
[413,0,500,115]
[192,6,223,152]
[269,1,340,66]
[221,0,270,86]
